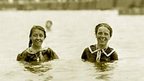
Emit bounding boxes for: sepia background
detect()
[0,0,144,81]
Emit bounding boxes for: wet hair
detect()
[28,25,46,47]
[95,23,113,37]
[46,20,53,25]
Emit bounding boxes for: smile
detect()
[99,38,106,42]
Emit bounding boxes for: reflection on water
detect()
[19,62,53,81]
[95,62,117,72]
[23,62,52,74]
[94,62,117,81]
[1,10,144,81]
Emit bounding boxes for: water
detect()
[0,10,144,81]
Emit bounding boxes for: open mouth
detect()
[99,38,106,42]
[35,40,42,43]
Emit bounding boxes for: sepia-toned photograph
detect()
[0,0,144,81]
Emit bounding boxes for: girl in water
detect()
[17,25,58,64]
[81,23,118,63]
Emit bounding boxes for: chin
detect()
[35,44,42,47]
[99,43,107,46]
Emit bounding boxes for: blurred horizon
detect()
[1,10,144,81]
[0,0,143,12]
[1,0,144,15]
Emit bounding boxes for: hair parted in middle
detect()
[28,25,46,47]
[95,23,113,37]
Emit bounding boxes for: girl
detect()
[81,23,118,63]
[17,25,58,64]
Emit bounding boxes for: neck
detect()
[97,43,107,49]
[31,45,42,51]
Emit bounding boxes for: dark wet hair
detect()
[28,25,46,47]
[95,23,113,37]
[46,20,53,25]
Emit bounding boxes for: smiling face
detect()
[96,26,111,47]
[30,28,45,48]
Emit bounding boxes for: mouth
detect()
[35,40,42,44]
[99,38,106,42]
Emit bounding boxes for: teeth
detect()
[36,39,41,42]
[36,40,41,43]
[101,38,105,41]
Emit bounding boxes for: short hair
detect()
[46,20,52,25]
[95,23,113,37]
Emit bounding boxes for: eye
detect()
[39,34,44,37]
[98,32,102,35]
[33,34,37,37]
[104,33,109,36]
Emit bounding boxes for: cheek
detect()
[41,38,45,42]
[96,35,101,39]
[42,37,45,40]
[107,36,111,40]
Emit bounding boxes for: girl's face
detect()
[30,29,45,47]
[46,22,52,28]
[96,26,111,46]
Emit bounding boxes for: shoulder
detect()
[43,47,59,59]
[82,44,96,54]
[107,47,114,50]
[82,47,90,54]
[17,48,29,61]
[43,47,55,53]
[89,44,96,50]
[106,47,115,53]
[38,47,55,54]
[108,47,118,56]
[107,47,117,54]
[107,47,118,59]
[47,47,53,51]
[20,48,29,55]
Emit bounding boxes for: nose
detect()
[36,35,41,39]
[101,33,105,37]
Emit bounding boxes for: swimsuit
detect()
[81,44,118,62]
[17,48,58,63]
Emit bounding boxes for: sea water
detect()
[0,10,144,81]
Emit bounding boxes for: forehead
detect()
[98,26,110,32]
[32,28,44,34]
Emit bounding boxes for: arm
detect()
[17,53,22,61]
[16,51,27,61]
[47,48,59,59]
[111,51,118,60]
[81,48,88,62]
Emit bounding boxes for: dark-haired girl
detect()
[17,25,58,64]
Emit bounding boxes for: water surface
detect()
[0,10,144,81]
